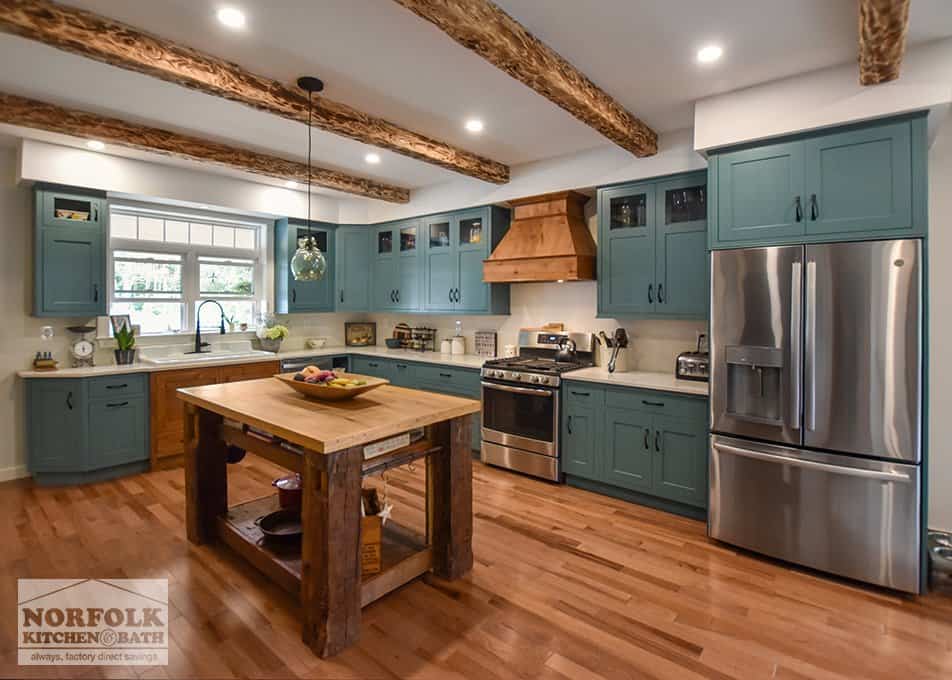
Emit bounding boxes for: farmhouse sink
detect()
[139,341,274,365]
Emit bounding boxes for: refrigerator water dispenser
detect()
[724,345,784,425]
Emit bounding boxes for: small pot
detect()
[273,474,302,510]
[259,338,282,352]
[114,349,136,365]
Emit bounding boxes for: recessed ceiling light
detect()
[86,140,105,151]
[696,44,723,64]
[464,119,484,133]
[217,6,246,29]
[364,152,381,165]
[284,180,298,188]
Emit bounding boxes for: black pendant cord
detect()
[306,89,313,247]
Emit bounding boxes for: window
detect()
[108,205,265,334]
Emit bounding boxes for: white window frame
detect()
[107,203,268,334]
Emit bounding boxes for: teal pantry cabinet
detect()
[423,206,511,314]
[597,171,708,319]
[26,373,150,485]
[274,218,336,313]
[33,185,108,317]
[561,381,708,517]
[709,113,927,248]
[335,226,371,311]
[371,219,422,312]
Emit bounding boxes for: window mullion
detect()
[185,251,199,331]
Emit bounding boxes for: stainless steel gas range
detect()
[480,330,594,481]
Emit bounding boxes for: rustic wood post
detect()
[428,416,474,579]
[184,405,227,544]
[300,445,363,657]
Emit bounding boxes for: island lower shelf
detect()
[217,495,433,607]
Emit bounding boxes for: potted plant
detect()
[114,324,137,365]
[224,314,237,333]
[258,324,289,352]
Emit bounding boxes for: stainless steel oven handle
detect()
[713,442,911,483]
[480,381,553,397]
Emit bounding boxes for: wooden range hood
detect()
[483,191,596,283]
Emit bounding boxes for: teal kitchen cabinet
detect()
[26,373,150,485]
[335,226,370,311]
[561,385,604,480]
[709,113,926,249]
[391,360,416,387]
[350,356,395,382]
[274,218,336,313]
[423,206,510,314]
[33,186,108,317]
[372,219,422,312]
[601,406,654,493]
[597,171,707,319]
[372,224,398,311]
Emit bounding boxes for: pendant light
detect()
[290,76,327,282]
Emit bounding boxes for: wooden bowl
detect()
[273,371,389,401]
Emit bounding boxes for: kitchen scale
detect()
[67,325,97,368]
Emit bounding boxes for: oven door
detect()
[481,381,558,456]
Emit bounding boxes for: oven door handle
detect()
[481,381,554,397]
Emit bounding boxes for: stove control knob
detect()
[515,373,523,381]
[530,375,541,384]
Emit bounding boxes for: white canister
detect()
[451,336,465,355]
[440,339,452,354]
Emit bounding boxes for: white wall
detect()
[694,37,952,151]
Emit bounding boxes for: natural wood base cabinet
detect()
[150,361,279,468]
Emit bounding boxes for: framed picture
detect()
[110,314,132,336]
[345,322,376,347]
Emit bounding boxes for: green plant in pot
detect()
[114,325,136,365]
[258,324,288,352]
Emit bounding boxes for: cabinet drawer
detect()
[351,356,392,377]
[605,387,707,420]
[89,396,149,469]
[89,373,147,399]
[563,383,605,407]
[414,364,480,396]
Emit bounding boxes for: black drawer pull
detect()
[655,431,661,452]
[368,362,378,367]
[396,364,407,369]
[643,429,648,449]
[642,400,664,407]
[105,383,128,390]
[570,390,590,397]
[106,401,129,408]
[292,288,297,303]
[66,391,73,410]
[567,415,573,435]
[439,372,452,378]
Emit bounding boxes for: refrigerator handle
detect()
[805,259,817,431]
[712,442,911,483]
[790,261,801,430]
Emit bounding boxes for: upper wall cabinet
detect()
[708,113,926,249]
[273,218,336,313]
[33,185,108,317]
[336,226,371,311]
[597,171,708,319]
[372,218,422,312]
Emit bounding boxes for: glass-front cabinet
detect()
[371,219,422,312]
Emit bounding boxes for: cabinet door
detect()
[391,361,415,388]
[456,210,490,313]
[394,220,421,311]
[372,225,398,311]
[423,214,457,312]
[804,121,912,237]
[288,226,334,312]
[220,361,280,382]
[41,190,104,228]
[715,141,805,246]
[27,380,87,472]
[561,400,600,481]
[651,414,707,507]
[598,184,656,314]
[601,406,653,492]
[150,367,221,464]
[336,227,370,311]
[89,397,148,469]
[655,175,708,318]
[39,226,106,316]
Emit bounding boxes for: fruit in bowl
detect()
[293,366,365,387]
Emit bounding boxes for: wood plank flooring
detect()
[2,455,952,679]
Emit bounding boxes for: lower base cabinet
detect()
[562,381,708,512]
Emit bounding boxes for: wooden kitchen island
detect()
[176,378,479,658]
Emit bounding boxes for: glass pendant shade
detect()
[290,235,327,281]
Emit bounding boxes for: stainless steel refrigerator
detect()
[709,239,923,593]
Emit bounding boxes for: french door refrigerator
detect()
[709,239,923,593]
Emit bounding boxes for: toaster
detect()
[676,334,709,382]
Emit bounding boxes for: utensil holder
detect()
[607,348,629,373]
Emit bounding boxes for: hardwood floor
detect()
[3,456,952,679]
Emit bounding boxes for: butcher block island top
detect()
[177,377,478,658]
[176,377,480,453]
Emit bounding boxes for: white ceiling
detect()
[0,0,949,195]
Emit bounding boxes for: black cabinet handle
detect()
[106,401,128,408]
[449,288,453,303]
[340,289,344,303]
[655,431,661,452]
[810,194,818,221]
[368,362,378,368]
[657,283,664,303]
[643,429,649,449]
[105,384,128,390]
[439,372,452,378]
[93,205,99,221]
[570,390,590,397]
[567,415,573,435]
[648,284,654,304]
[795,196,802,222]
[93,284,99,302]
[66,391,73,410]
[395,290,400,303]
[292,288,297,303]
[642,400,664,407]
[390,290,395,303]
[396,364,407,369]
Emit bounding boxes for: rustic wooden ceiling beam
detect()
[859,0,911,85]
[0,92,411,203]
[0,0,509,184]
[393,0,657,157]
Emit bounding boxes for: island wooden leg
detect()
[300,445,363,657]
[428,416,474,579]
[184,405,227,544]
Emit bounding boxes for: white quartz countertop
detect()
[564,368,709,396]
[18,346,487,378]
